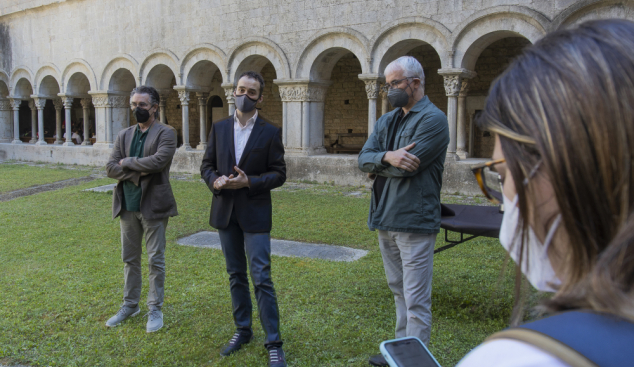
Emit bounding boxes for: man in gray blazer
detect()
[105,86,178,333]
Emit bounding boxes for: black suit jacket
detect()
[200,115,286,232]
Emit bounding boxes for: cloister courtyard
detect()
[0,161,540,367]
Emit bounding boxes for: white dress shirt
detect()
[234,110,258,165]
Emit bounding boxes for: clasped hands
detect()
[213,166,250,190]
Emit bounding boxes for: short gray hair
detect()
[385,56,425,85]
[130,85,160,118]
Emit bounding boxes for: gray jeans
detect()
[378,230,436,345]
[120,209,168,311]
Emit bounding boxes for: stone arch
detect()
[10,67,34,98]
[0,70,10,98]
[100,54,139,91]
[227,38,290,83]
[139,50,180,86]
[371,18,450,73]
[61,59,97,95]
[34,64,62,97]
[552,0,634,29]
[181,44,227,89]
[452,9,548,70]
[295,29,370,80]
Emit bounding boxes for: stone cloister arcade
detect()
[0,1,630,189]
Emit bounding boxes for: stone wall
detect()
[258,63,283,128]
[323,53,368,150]
[407,44,447,114]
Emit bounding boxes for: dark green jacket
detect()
[358,96,449,233]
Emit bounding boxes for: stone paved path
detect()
[0,176,98,202]
[177,231,368,262]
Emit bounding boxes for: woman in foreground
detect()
[457,19,634,367]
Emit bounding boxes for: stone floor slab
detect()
[177,231,368,262]
[84,183,117,193]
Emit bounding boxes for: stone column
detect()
[158,90,170,124]
[109,96,130,138]
[62,97,74,146]
[438,69,476,161]
[456,80,469,159]
[178,90,191,150]
[33,97,47,145]
[80,98,92,145]
[380,89,389,117]
[53,99,63,144]
[10,99,22,144]
[0,99,12,142]
[359,75,383,137]
[28,100,37,143]
[89,94,109,148]
[222,83,235,116]
[196,92,208,150]
[106,98,113,144]
[276,80,329,156]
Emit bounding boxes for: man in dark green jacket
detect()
[358,56,449,366]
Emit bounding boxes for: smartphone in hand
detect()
[379,337,441,367]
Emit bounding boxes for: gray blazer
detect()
[106,121,178,220]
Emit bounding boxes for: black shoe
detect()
[369,353,388,366]
[220,332,252,356]
[268,347,287,367]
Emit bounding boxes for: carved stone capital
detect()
[363,79,381,99]
[10,99,22,110]
[278,85,307,102]
[33,98,46,110]
[91,95,109,108]
[28,100,35,110]
[222,86,235,104]
[459,80,470,97]
[0,99,11,111]
[379,88,388,100]
[80,98,92,108]
[52,98,63,110]
[109,96,129,108]
[196,92,209,105]
[178,90,190,105]
[437,69,476,97]
[62,97,74,109]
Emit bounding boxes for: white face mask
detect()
[499,193,562,292]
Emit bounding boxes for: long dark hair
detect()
[478,19,634,321]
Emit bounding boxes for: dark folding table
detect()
[435,204,503,253]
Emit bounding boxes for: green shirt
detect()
[122,125,149,212]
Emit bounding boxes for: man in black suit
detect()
[200,71,287,367]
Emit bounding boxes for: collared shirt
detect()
[234,110,258,164]
[122,124,150,212]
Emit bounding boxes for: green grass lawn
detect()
[0,171,523,366]
[0,163,94,193]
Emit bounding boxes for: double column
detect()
[61,96,74,146]
[196,92,209,150]
[175,87,192,150]
[438,69,476,161]
[88,92,110,148]
[222,83,236,116]
[10,99,23,144]
[80,98,92,145]
[0,99,12,143]
[358,74,384,137]
[28,100,37,143]
[31,96,47,145]
[275,79,329,156]
[53,99,63,144]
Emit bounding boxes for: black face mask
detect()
[133,107,151,123]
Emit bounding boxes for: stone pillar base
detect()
[81,141,92,146]
[35,141,47,146]
[457,151,469,160]
[54,140,63,145]
[62,142,75,147]
[285,146,327,156]
[93,142,113,149]
[196,143,207,151]
[29,138,36,144]
[12,139,23,144]
[179,144,192,151]
[445,152,460,162]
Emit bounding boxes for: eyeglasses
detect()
[471,158,505,204]
[381,77,416,93]
[130,102,151,108]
